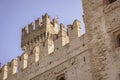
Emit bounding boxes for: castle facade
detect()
[0,0,120,80]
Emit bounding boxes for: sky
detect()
[0,0,85,67]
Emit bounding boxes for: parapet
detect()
[67,19,82,42]
[35,18,41,29]
[53,23,69,49]
[0,13,84,80]
[22,26,28,38]
[60,23,65,30]
[21,13,59,48]
[42,13,51,25]
[7,59,18,77]
[18,53,28,72]
[21,14,82,53]
[0,65,8,80]
[28,22,34,33]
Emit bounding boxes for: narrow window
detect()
[119,37,120,47]
[84,56,86,62]
[119,74,120,80]
[56,35,58,39]
[109,0,117,3]
[117,34,120,47]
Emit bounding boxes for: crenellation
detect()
[35,18,41,30]
[21,14,58,48]
[52,18,58,26]
[60,23,66,32]
[18,53,28,72]
[22,27,28,36]
[0,65,8,80]
[21,14,58,47]
[18,56,22,72]
[7,59,18,78]
[5,0,120,80]
[67,24,73,31]
[59,24,68,36]
[67,19,82,43]
[21,26,28,45]
[53,23,69,50]
[52,18,58,32]
[19,15,86,77]
[28,22,35,33]
[42,13,51,26]
[0,14,89,80]
[2,1,120,78]
[72,19,82,37]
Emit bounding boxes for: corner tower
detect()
[21,13,59,66]
[21,13,58,50]
[82,0,120,80]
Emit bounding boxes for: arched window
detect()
[117,34,120,47]
[57,74,65,80]
[109,0,117,3]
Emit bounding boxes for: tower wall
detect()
[82,0,120,80]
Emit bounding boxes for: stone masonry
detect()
[0,0,120,80]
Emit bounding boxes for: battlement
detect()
[21,14,82,51]
[21,14,83,54]
[67,19,81,39]
[0,13,85,80]
[7,59,18,77]
[21,13,59,48]
[0,65,8,80]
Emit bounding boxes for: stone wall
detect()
[82,0,120,80]
[0,0,120,80]
[0,13,92,80]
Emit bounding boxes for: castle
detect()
[0,0,120,80]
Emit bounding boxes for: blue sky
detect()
[0,0,84,67]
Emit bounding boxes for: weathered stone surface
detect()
[0,0,120,80]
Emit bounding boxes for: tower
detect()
[21,13,59,67]
[82,0,120,80]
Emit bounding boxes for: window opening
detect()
[117,34,120,47]
[57,74,65,80]
[109,0,117,3]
